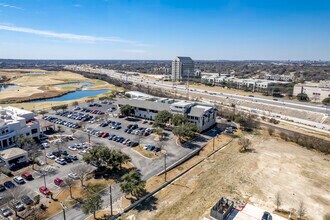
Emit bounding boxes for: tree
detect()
[296,93,309,102]
[238,137,252,152]
[297,200,306,220]
[324,213,330,220]
[154,127,164,140]
[154,110,172,127]
[172,123,198,142]
[38,110,48,117]
[5,186,29,216]
[63,177,75,199]
[71,164,93,187]
[120,104,134,117]
[82,193,103,219]
[83,146,131,170]
[171,114,187,126]
[274,192,282,211]
[322,97,330,106]
[60,104,68,112]
[120,169,145,199]
[71,101,79,107]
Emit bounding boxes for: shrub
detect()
[279,132,289,141]
[0,167,13,176]
[267,127,275,136]
[269,118,280,124]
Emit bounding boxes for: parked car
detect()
[11,200,25,212]
[54,178,64,187]
[63,155,73,163]
[261,211,271,220]
[55,158,67,165]
[4,181,15,188]
[21,195,34,205]
[39,186,51,195]
[68,154,78,160]
[68,145,77,151]
[0,207,12,217]
[13,176,25,184]
[68,172,79,179]
[46,153,56,159]
[0,184,6,192]
[21,172,33,180]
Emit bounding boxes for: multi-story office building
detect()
[117,92,217,132]
[171,56,196,82]
[0,106,41,149]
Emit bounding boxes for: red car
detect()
[54,178,64,187]
[21,172,33,180]
[39,186,51,195]
[101,132,109,138]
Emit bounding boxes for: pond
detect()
[0,84,18,91]
[32,89,108,102]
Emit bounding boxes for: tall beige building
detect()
[171,56,195,82]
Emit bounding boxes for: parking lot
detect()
[0,99,215,219]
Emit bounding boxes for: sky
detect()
[0,0,330,60]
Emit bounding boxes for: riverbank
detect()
[0,69,123,110]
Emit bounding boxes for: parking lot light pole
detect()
[44,148,47,165]
[109,185,113,216]
[42,173,47,187]
[164,153,167,182]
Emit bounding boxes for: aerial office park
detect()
[0,65,328,220]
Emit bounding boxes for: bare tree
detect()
[238,137,252,152]
[63,177,75,199]
[71,164,93,187]
[23,206,45,220]
[5,186,29,217]
[297,200,306,220]
[275,192,282,211]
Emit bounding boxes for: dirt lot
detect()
[124,131,330,220]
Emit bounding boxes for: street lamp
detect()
[164,153,167,182]
[60,202,67,220]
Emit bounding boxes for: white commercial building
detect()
[0,106,41,149]
[117,93,217,132]
[293,83,330,103]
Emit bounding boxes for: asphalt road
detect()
[83,67,329,114]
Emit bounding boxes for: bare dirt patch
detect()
[124,131,330,220]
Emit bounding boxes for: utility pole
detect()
[61,202,67,220]
[88,133,91,148]
[164,153,167,182]
[109,185,113,216]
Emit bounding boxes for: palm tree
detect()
[120,169,145,199]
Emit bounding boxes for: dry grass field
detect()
[123,131,330,220]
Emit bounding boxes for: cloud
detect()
[0,24,148,47]
[0,3,23,10]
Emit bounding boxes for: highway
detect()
[95,68,328,114]
[66,66,330,131]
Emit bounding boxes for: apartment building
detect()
[0,106,41,149]
[117,92,217,131]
